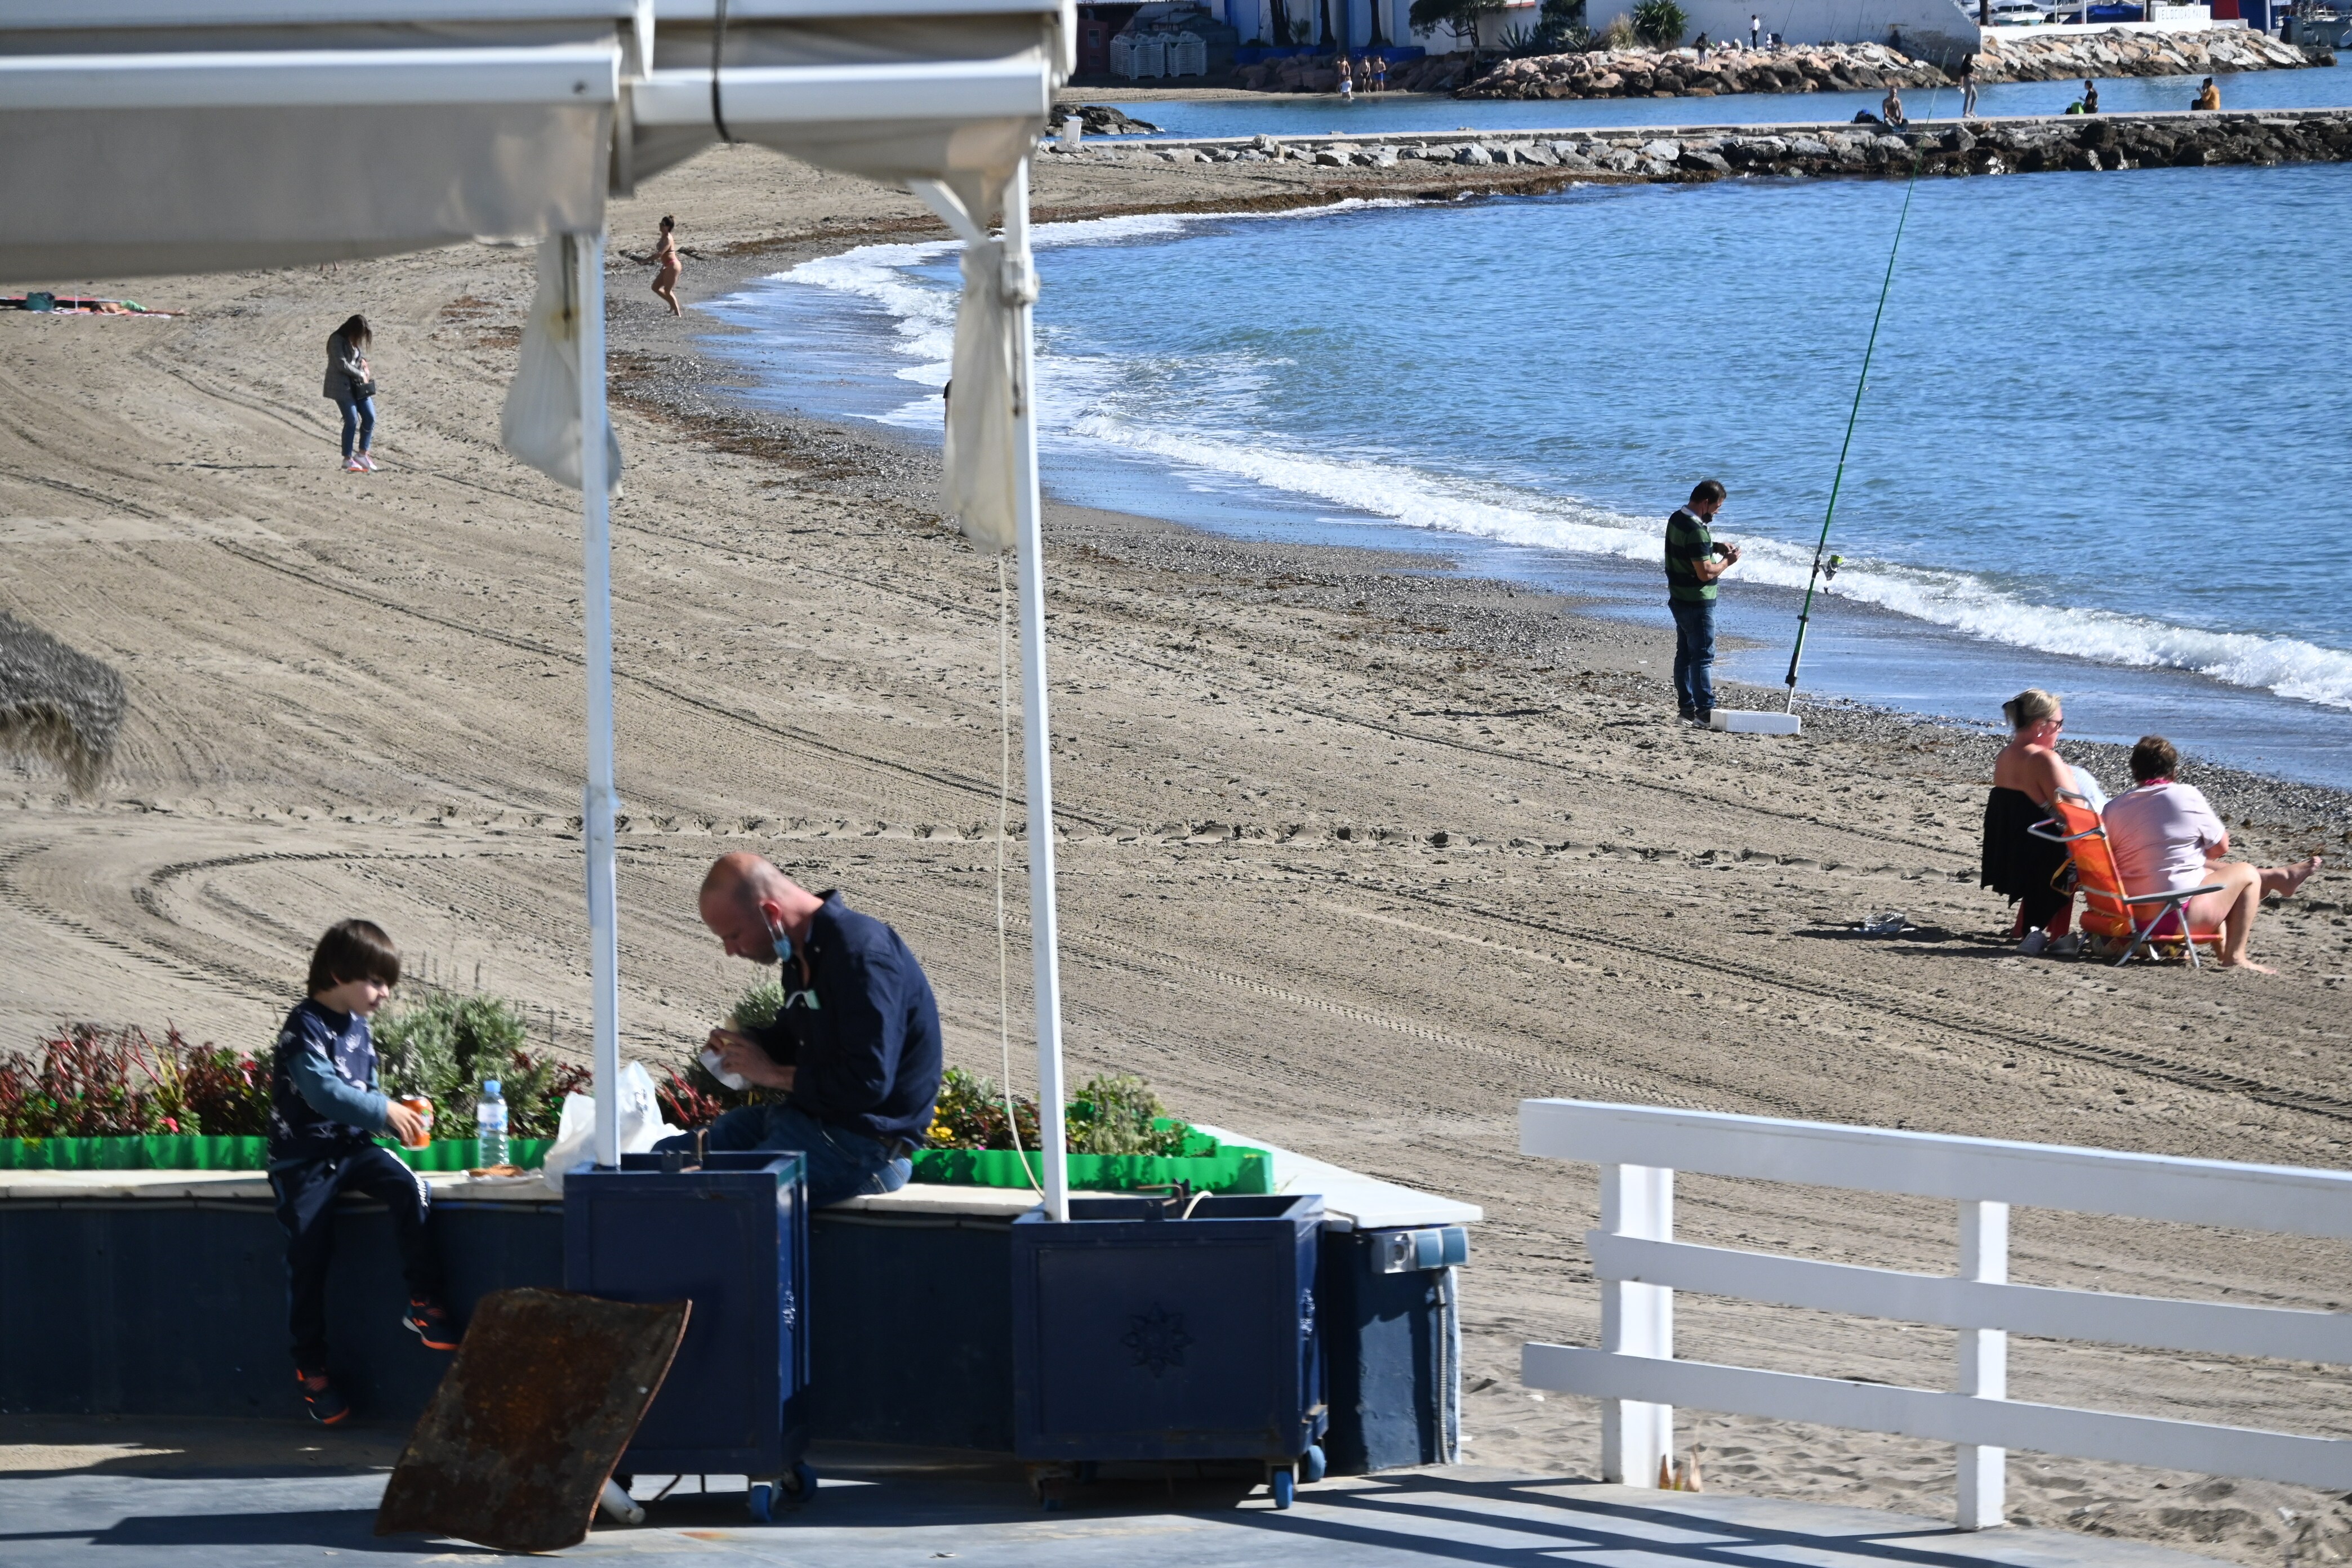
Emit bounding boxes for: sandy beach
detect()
[3,144,2349,1560]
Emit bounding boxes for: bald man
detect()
[658,853,941,1205]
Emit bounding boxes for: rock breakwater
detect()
[1460,41,1944,100]
[1448,29,2324,101]
[1058,107,2352,181]
[1974,25,2325,82]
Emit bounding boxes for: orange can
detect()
[394,1095,435,1150]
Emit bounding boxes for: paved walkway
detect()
[1,1453,2227,1568]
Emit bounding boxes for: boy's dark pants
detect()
[269,1147,441,1371]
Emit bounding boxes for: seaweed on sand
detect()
[0,609,125,791]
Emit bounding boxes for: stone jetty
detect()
[1459,41,1945,100]
[1974,25,2322,81]
[1423,30,2323,102]
[1054,106,2352,181]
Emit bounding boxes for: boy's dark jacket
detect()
[269,999,390,1165]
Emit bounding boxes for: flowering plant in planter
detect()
[0,1024,269,1137]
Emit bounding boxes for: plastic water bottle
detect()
[476,1079,509,1168]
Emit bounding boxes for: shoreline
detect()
[640,186,2352,830]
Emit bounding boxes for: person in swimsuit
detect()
[651,215,683,317]
[1980,688,2078,955]
[2104,736,2320,973]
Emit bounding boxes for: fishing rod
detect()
[1783,114,1934,714]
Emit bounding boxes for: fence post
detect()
[1957,1199,2009,1529]
[1600,1163,1673,1484]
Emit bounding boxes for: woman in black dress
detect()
[1980,688,2078,954]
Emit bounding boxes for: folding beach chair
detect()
[2028,790,2226,968]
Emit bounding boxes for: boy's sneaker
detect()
[342,456,365,471]
[297,1369,349,1426]
[404,1298,461,1351]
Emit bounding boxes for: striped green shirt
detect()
[1665,507,1715,604]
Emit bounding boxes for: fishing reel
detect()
[1823,553,1843,582]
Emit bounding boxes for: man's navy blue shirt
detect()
[746,892,942,1147]
[268,999,389,1165]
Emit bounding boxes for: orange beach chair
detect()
[2029,790,2226,967]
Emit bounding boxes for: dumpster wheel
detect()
[1268,1463,1296,1510]
[748,1464,816,1522]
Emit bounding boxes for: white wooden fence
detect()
[1518,1099,2352,1527]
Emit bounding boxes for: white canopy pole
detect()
[576,231,623,1169]
[1004,161,1070,1223]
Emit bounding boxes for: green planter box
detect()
[910,1133,1270,1195]
[0,1135,550,1171]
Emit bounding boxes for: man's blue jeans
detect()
[1669,597,1716,716]
[660,1103,911,1208]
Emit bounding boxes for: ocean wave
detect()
[760,221,2352,715]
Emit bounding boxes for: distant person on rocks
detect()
[2081,78,2099,113]
[1881,85,1907,126]
[1751,12,1762,47]
[1980,689,2080,955]
[1695,32,1710,59]
[1373,54,1388,92]
[1958,52,1979,117]
[324,314,376,473]
[651,215,684,317]
[2104,736,2322,973]
[1338,56,1355,99]
[1664,479,1738,725]
[2194,76,2221,110]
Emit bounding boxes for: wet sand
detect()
[2,144,2349,1562]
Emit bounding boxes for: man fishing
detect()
[1665,479,1739,725]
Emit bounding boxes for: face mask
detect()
[768,920,794,966]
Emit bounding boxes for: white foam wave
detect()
[767,225,2352,714]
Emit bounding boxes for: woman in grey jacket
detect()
[325,315,376,471]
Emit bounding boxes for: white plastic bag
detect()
[500,234,623,494]
[540,1060,680,1195]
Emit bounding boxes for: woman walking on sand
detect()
[324,314,376,473]
[651,215,683,316]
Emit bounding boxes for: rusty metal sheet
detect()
[375,1286,689,1554]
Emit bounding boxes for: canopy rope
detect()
[996,554,1042,1191]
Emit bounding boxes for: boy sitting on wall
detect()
[268,919,457,1424]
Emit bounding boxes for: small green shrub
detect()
[1631,0,1686,46]
[374,990,583,1139]
[1066,1074,1190,1156]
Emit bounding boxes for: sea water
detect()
[702,163,2352,787]
[1099,60,2349,139]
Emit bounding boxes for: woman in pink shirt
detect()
[2102,736,2320,972]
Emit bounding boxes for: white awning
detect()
[0,6,641,282]
[0,0,1068,282]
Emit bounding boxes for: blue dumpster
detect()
[1010,1193,1327,1507]
[562,1152,811,1520]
